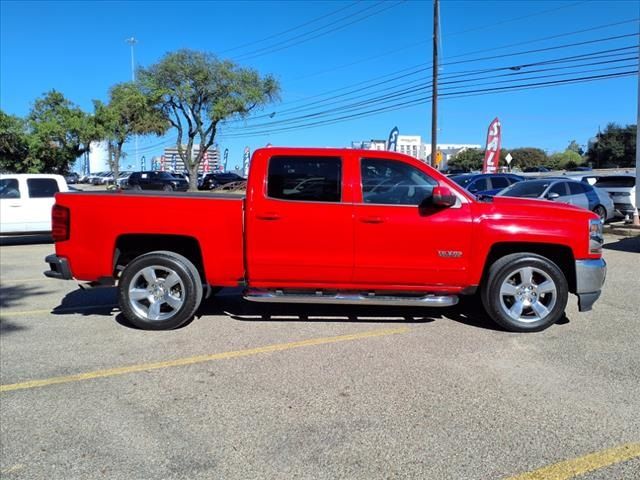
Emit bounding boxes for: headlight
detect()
[589,218,603,254]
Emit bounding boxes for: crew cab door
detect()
[24,177,60,232]
[246,154,354,286]
[0,177,25,234]
[353,157,472,287]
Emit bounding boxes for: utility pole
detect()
[430,0,439,167]
[634,27,639,225]
[126,37,139,168]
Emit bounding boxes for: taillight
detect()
[52,205,70,242]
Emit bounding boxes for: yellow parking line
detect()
[0,326,409,393]
[506,443,640,480]
[0,304,118,317]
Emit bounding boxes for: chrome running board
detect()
[244,289,458,307]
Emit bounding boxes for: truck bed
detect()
[53,190,246,286]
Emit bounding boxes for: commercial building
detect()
[161,145,221,173]
[351,135,481,169]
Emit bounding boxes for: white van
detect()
[0,174,69,234]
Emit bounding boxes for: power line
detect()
[233,1,403,62]
[224,46,637,130]
[217,1,361,55]
[219,71,635,138]
[228,30,638,124]
[444,1,588,37]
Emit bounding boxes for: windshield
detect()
[498,180,552,198]
[450,175,474,187]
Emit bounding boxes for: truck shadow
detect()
[603,236,640,253]
[194,291,509,332]
[50,287,569,333]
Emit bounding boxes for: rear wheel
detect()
[118,251,202,330]
[481,253,568,332]
[131,184,142,191]
[593,205,606,222]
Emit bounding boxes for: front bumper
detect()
[575,258,606,312]
[44,254,73,280]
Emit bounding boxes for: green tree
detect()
[27,90,98,174]
[567,140,584,156]
[587,123,636,168]
[0,110,32,172]
[138,49,280,190]
[448,148,484,171]
[547,150,583,170]
[508,147,548,170]
[94,82,169,185]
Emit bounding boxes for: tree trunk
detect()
[188,162,199,191]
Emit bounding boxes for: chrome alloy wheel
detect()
[498,266,557,323]
[128,265,185,321]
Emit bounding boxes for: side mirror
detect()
[432,186,457,207]
[547,192,560,200]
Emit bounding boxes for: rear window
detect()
[27,178,59,198]
[267,156,341,202]
[0,178,20,198]
[594,176,635,188]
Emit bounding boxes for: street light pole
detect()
[126,37,139,168]
[430,0,439,167]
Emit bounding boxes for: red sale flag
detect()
[483,117,501,173]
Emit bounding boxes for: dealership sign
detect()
[482,117,501,174]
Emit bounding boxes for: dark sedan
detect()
[127,171,189,192]
[450,173,524,196]
[199,172,246,190]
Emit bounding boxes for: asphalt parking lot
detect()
[1,234,639,479]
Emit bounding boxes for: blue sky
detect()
[1,0,638,170]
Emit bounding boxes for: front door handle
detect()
[359,216,384,224]
[257,212,281,221]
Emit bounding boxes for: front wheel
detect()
[118,251,203,330]
[481,253,568,332]
[162,184,173,192]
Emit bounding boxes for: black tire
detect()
[131,184,142,191]
[593,205,606,222]
[118,251,203,330]
[481,253,568,332]
[162,184,173,192]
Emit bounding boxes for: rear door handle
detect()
[359,216,384,224]
[257,212,281,221]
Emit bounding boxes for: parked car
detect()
[497,177,614,221]
[65,172,80,184]
[199,172,246,190]
[45,147,606,333]
[591,174,637,220]
[127,171,189,191]
[567,166,592,172]
[523,166,551,173]
[450,173,524,196]
[0,174,69,234]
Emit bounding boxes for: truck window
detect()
[361,158,437,205]
[27,178,59,198]
[0,178,21,199]
[267,156,341,202]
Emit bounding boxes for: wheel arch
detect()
[482,242,576,293]
[114,234,205,282]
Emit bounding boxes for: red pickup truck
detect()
[45,147,606,332]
